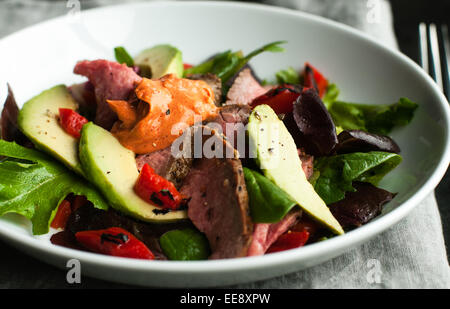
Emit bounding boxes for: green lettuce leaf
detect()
[322,83,340,109]
[183,41,286,86]
[159,229,210,260]
[313,151,402,204]
[0,140,108,235]
[114,46,134,67]
[327,97,418,135]
[244,167,297,223]
[321,83,417,135]
[183,49,242,83]
[275,67,300,85]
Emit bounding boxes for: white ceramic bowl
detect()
[0,1,449,287]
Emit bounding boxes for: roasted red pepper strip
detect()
[51,195,90,229]
[58,108,88,139]
[266,230,310,254]
[303,62,328,98]
[50,199,72,229]
[183,63,193,70]
[250,84,301,115]
[135,164,185,210]
[75,227,155,260]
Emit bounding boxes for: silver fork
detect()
[419,23,450,100]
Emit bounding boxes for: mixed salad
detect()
[0,41,417,260]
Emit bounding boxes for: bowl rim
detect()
[0,0,449,276]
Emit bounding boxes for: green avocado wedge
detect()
[134,44,183,79]
[78,122,187,222]
[247,104,344,235]
[17,85,84,175]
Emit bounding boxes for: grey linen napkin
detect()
[0,0,448,289]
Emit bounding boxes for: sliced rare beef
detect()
[211,104,252,131]
[135,146,193,189]
[52,204,195,260]
[225,67,267,106]
[328,182,396,229]
[335,130,401,154]
[187,73,222,106]
[247,209,302,256]
[179,126,253,259]
[0,84,33,148]
[224,64,262,89]
[284,88,338,156]
[74,59,142,130]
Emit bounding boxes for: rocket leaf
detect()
[184,41,286,86]
[0,140,108,235]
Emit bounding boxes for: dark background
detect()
[0,0,448,288]
[390,0,450,60]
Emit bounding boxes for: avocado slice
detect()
[134,44,183,79]
[247,104,344,235]
[79,122,187,222]
[17,85,84,175]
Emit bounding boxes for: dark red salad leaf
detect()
[328,182,396,229]
[290,216,320,238]
[68,82,97,121]
[284,88,338,156]
[50,195,90,230]
[335,130,401,154]
[1,84,33,147]
[50,230,85,251]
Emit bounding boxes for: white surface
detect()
[0,1,449,287]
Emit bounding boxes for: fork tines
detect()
[419,22,450,100]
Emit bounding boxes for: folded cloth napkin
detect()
[0,0,448,289]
